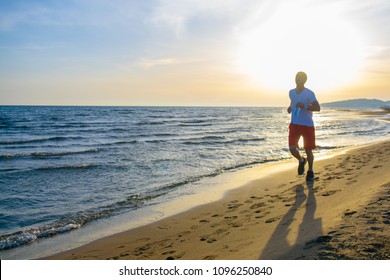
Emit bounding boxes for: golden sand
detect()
[46,140,390,260]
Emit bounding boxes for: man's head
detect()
[295,71,307,86]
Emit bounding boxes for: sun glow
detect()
[235,2,366,92]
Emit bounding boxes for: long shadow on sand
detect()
[259,181,323,259]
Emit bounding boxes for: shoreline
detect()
[46,139,390,260]
[1,106,389,260]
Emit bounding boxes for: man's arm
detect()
[287,102,292,114]
[307,101,320,112]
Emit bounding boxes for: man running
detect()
[287,72,321,181]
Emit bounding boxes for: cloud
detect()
[149,0,258,35]
[135,57,204,70]
[136,57,179,69]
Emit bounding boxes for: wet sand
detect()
[46,140,390,260]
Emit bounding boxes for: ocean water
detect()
[0,106,389,256]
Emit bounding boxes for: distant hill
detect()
[322,98,390,109]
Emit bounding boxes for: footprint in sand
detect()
[270,194,286,201]
[250,202,266,209]
[227,201,243,210]
[346,179,358,185]
[360,245,382,254]
[203,255,217,260]
[321,190,341,196]
[176,231,190,242]
[265,216,281,223]
[134,243,151,253]
[305,235,332,247]
[224,215,238,220]
[214,228,228,234]
[343,209,357,216]
[255,210,270,219]
[370,226,383,231]
[229,222,242,228]
[162,250,176,255]
[200,236,217,243]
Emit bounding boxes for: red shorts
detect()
[288,123,316,150]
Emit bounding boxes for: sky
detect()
[0,0,390,106]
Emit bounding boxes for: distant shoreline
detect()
[2,97,390,108]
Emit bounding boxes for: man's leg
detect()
[302,125,315,170]
[290,145,307,175]
[288,124,301,161]
[289,124,306,175]
[305,149,314,171]
[305,149,315,181]
[289,145,302,161]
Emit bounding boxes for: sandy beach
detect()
[46,140,390,260]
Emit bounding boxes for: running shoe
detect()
[306,170,315,181]
[298,157,307,175]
